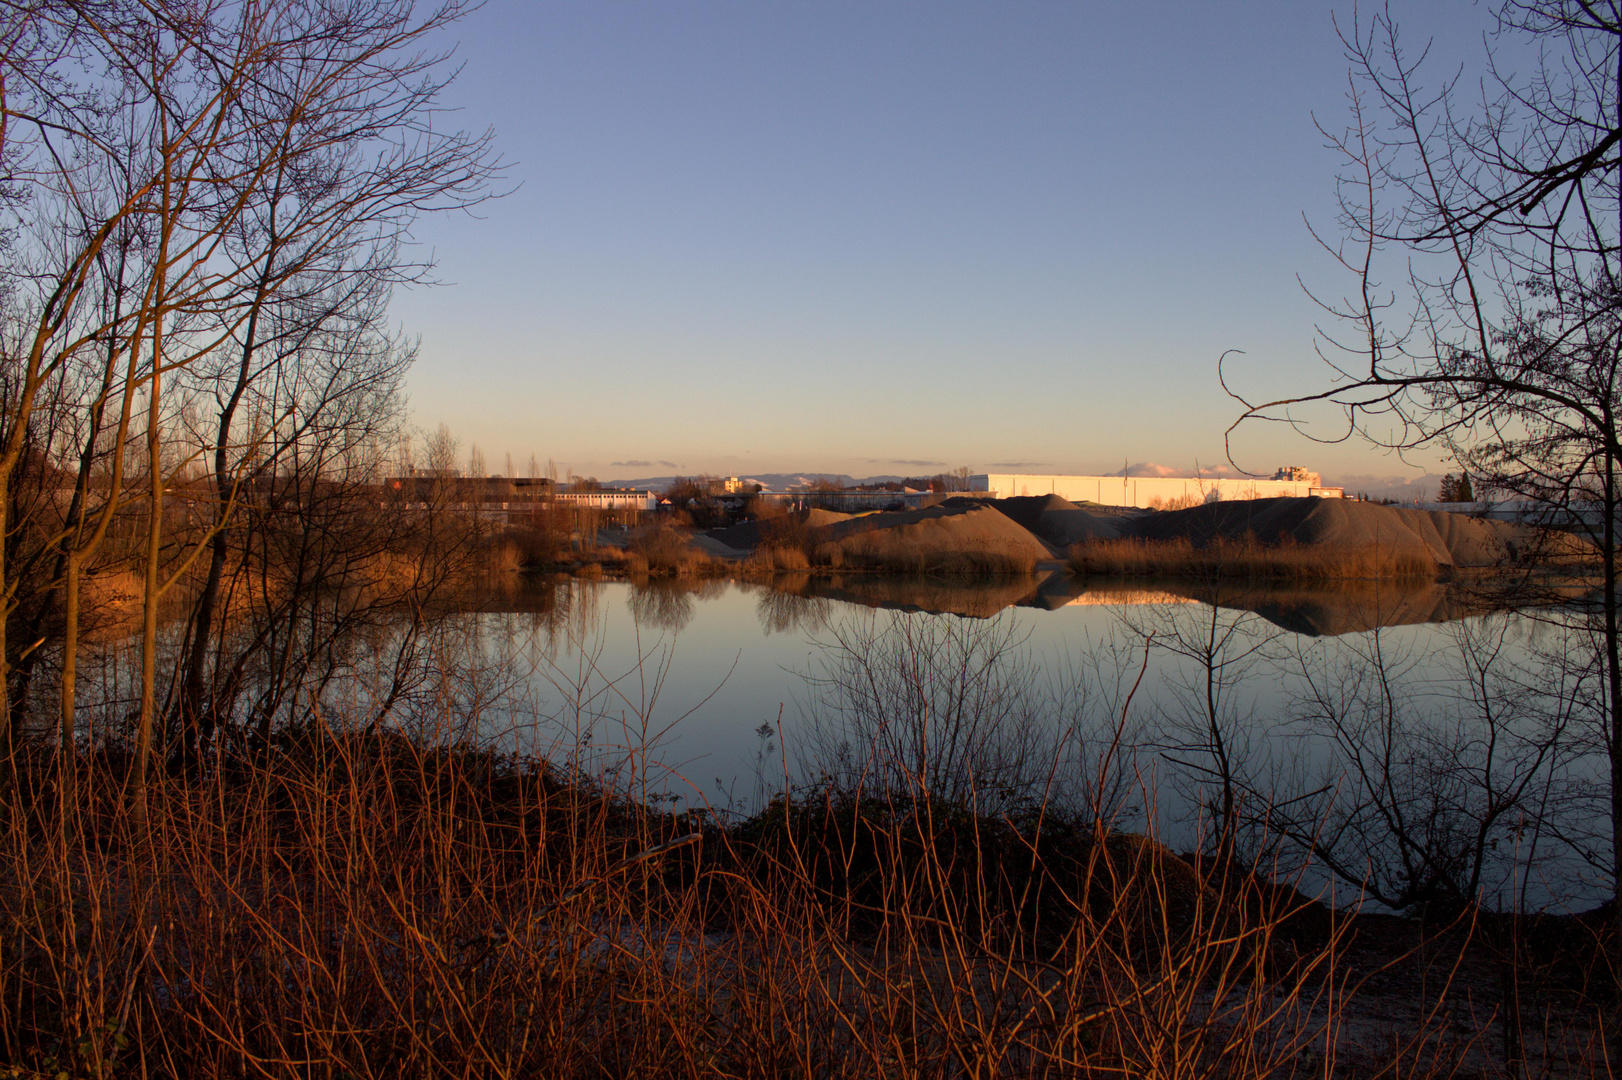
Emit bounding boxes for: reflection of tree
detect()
[517,579,604,667]
[1257,619,1583,915]
[1115,599,1284,854]
[755,576,832,635]
[628,580,698,633]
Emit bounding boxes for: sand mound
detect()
[705,520,761,550]
[993,494,1125,546]
[804,508,852,529]
[809,503,1055,572]
[991,493,1076,529]
[1127,497,1547,570]
[687,533,748,559]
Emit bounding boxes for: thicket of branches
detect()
[1223,0,1622,951]
[0,0,500,794]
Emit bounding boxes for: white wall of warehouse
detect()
[970,473,1341,508]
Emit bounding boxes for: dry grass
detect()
[830,541,1042,576]
[744,546,813,574]
[0,720,1603,1078]
[1069,536,1439,583]
[0,746,1286,1077]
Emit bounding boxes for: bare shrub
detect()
[812,541,844,568]
[485,538,523,573]
[832,538,1041,575]
[771,546,811,572]
[795,610,1097,812]
[627,524,710,574]
[505,524,567,567]
[759,512,814,553]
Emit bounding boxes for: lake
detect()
[69,566,1600,911]
[454,570,1607,916]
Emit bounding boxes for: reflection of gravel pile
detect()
[1128,496,1579,570]
[808,504,1054,573]
[1235,582,1484,636]
[806,574,1047,618]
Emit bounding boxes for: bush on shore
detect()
[627,523,714,575]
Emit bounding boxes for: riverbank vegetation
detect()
[1069,536,1443,584]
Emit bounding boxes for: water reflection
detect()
[471,570,1582,642]
[439,574,1610,909]
[754,574,833,635]
[1033,575,1504,636]
[625,578,702,633]
[717,568,1576,637]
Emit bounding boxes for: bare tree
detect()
[1222,2,1622,929]
[0,1,499,804]
[794,611,1131,818]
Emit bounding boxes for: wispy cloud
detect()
[988,461,1048,470]
[891,459,945,468]
[611,460,652,467]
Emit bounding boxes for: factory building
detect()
[971,469,1342,509]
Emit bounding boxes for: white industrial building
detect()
[971,471,1343,509]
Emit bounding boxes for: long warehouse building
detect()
[971,471,1343,509]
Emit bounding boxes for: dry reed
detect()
[0,722,1573,1078]
[831,542,1041,576]
[1069,536,1439,583]
[744,546,813,574]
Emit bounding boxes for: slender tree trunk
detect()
[132,366,162,839]
[132,137,173,841]
[1603,432,1622,997]
[179,249,271,770]
[58,556,78,820]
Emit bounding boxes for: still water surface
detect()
[470,572,1569,810]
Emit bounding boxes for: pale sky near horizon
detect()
[397,1,1500,487]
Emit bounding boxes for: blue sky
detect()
[398,1,1497,487]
